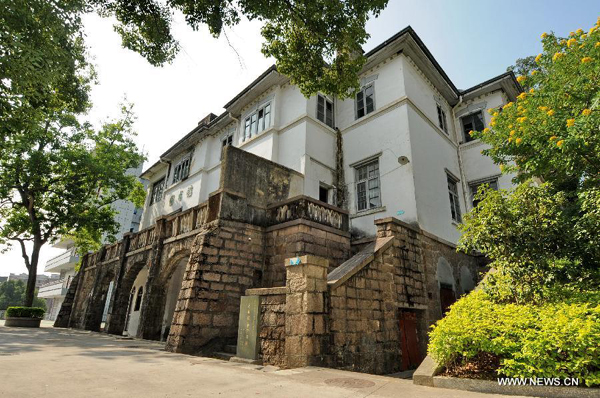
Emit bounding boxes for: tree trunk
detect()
[24,242,42,307]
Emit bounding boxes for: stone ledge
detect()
[245,287,289,296]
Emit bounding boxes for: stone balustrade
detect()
[267,195,349,231]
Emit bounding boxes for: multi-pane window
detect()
[356,160,381,212]
[172,154,191,184]
[469,178,499,207]
[460,111,485,143]
[437,104,448,134]
[243,102,271,141]
[150,177,165,205]
[356,84,375,119]
[317,95,334,128]
[447,174,461,222]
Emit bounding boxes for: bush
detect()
[428,290,600,386]
[6,306,45,319]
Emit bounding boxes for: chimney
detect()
[198,113,217,126]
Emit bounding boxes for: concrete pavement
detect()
[0,321,518,398]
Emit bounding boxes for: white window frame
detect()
[446,173,462,222]
[150,176,165,205]
[460,110,485,143]
[437,103,448,134]
[355,83,375,119]
[316,94,334,128]
[243,102,271,141]
[355,159,381,212]
[171,153,191,184]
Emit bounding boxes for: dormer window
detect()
[317,95,334,128]
[221,133,233,159]
[460,111,484,143]
[243,102,271,141]
[150,177,165,205]
[172,154,191,184]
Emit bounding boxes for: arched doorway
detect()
[436,257,456,315]
[160,258,187,341]
[125,266,149,336]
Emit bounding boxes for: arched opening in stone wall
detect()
[459,266,475,295]
[84,267,117,332]
[436,257,456,316]
[125,266,149,336]
[160,257,187,341]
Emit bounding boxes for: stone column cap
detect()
[285,255,329,268]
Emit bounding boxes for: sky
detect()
[1,0,598,277]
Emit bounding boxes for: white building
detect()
[39,165,146,321]
[125,27,520,334]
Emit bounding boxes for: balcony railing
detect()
[44,249,79,272]
[37,276,73,298]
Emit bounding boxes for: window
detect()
[356,84,375,119]
[460,111,485,143]
[172,155,191,184]
[437,104,448,134]
[447,174,461,222]
[243,102,271,141]
[355,160,381,212]
[319,184,329,204]
[150,177,165,205]
[221,133,233,159]
[469,178,499,207]
[134,287,143,311]
[317,95,334,128]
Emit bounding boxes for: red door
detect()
[399,311,422,370]
[440,284,456,315]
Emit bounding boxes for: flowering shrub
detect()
[428,290,600,386]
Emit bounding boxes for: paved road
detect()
[0,321,513,398]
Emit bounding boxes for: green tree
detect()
[0,280,46,310]
[506,56,540,85]
[0,104,145,307]
[89,0,389,98]
[1,0,146,307]
[460,21,600,301]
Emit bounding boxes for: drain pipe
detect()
[451,94,471,212]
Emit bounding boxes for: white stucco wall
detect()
[126,266,149,336]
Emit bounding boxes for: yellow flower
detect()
[510,130,516,136]
[566,119,575,127]
[499,164,505,172]
[538,106,548,112]
[508,124,513,128]
[517,92,527,100]
[517,117,528,123]
[567,38,577,47]
[541,32,548,38]
[487,108,495,115]
[547,109,555,116]
[529,88,535,94]
[490,117,496,124]
[553,52,565,61]
[590,26,597,34]
[531,70,538,75]
[557,140,564,147]
[582,57,593,63]
[508,137,513,143]
[468,130,474,136]
[493,111,499,117]
[582,109,592,116]
[569,31,575,37]
[483,127,490,133]
[535,53,543,62]
[561,39,567,45]
[596,42,600,48]
[516,138,522,144]
[549,135,558,141]
[517,75,526,83]
[504,102,513,108]
[576,28,583,35]
[582,34,587,39]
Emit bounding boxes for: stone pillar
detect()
[137,216,167,340]
[82,247,108,331]
[105,233,132,335]
[284,255,329,368]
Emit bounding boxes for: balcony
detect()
[37,277,72,299]
[44,249,79,273]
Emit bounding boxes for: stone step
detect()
[224,345,237,354]
[213,352,235,361]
